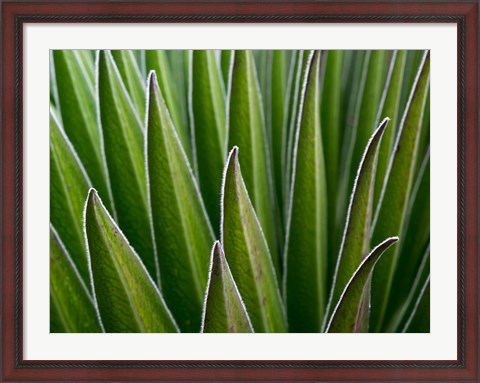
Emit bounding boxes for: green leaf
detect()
[324,118,389,327]
[284,51,327,332]
[189,50,227,231]
[227,50,278,263]
[321,50,344,279]
[326,237,399,333]
[52,50,112,210]
[269,50,288,224]
[50,224,103,333]
[349,51,387,197]
[370,51,430,331]
[146,72,215,332]
[284,50,312,214]
[220,50,233,87]
[387,245,430,332]
[201,241,254,333]
[221,147,287,333]
[97,50,156,280]
[84,189,179,333]
[145,50,191,159]
[50,110,91,284]
[111,50,146,118]
[336,51,367,241]
[402,276,430,333]
[385,149,430,328]
[374,50,407,206]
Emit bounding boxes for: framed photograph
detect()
[2,0,478,381]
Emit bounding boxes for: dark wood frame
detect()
[2,1,478,381]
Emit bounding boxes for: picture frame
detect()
[2,0,478,381]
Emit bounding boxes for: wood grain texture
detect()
[2,1,478,381]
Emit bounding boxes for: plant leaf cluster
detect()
[50,49,430,333]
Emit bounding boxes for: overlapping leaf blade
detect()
[50,224,103,333]
[221,147,287,333]
[326,237,398,333]
[227,50,278,264]
[370,51,430,331]
[284,51,327,332]
[146,72,215,332]
[97,50,156,280]
[324,118,389,326]
[111,50,146,118]
[190,50,227,231]
[50,110,91,284]
[201,242,254,333]
[52,50,112,210]
[321,50,344,276]
[374,51,407,205]
[145,50,191,159]
[84,189,178,333]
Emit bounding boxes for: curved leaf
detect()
[146,72,215,332]
[284,51,327,332]
[326,237,399,333]
[371,51,430,331]
[349,51,387,196]
[97,50,156,280]
[221,147,287,333]
[189,50,227,231]
[50,224,103,333]
[324,118,389,327]
[201,241,254,333]
[84,189,179,333]
[52,50,112,210]
[227,50,278,262]
[50,110,91,284]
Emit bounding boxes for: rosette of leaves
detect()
[50,49,430,333]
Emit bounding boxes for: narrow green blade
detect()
[146,72,215,332]
[374,50,407,206]
[387,245,430,332]
[326,237,399,333]
[111,50,146,118]
[50,110,91,284]
[284,50,312,215]
[50,224,103,333]
[97,50,156,280]
[220,50,233,87]
[190,50,227,231]
[269,50,288,224]
[324,118,389,328]
[370,51,430,331]
[284,51,327,332]
[221,147,287,333]
[349,51,387,197]
[402,276,430,333]
[84,189,179,333]
[227,50,278,263]
[336,51,367,244]
[321,50,344,279]
[201,241,254,333]
[385,149,430,328]
[52,50,112,210]
[145,50,191,159]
